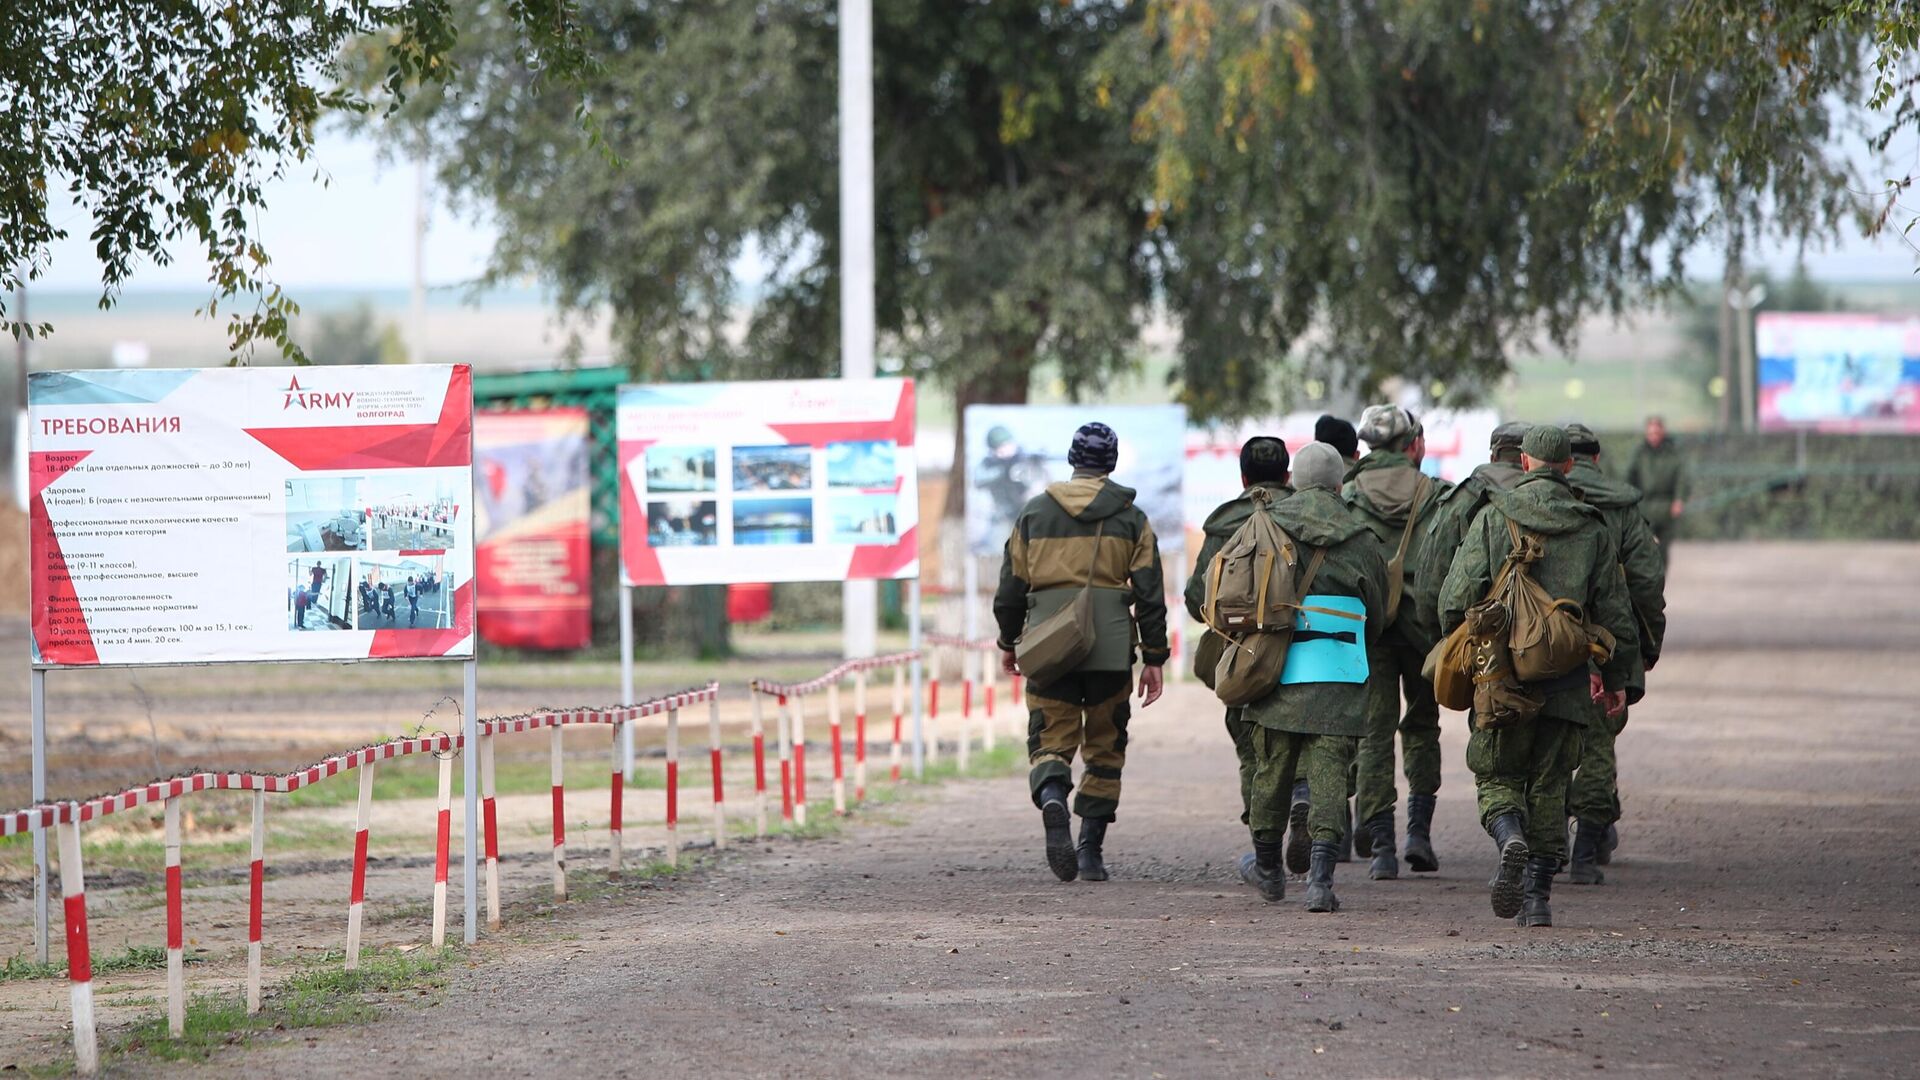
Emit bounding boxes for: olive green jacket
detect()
[1409,459,1526,648]
[1626,440,1687,524]
[1570,458,1668,700]
[1183,481,1294,623]
[1240,488,1390,737]
[1341,449,1451,650]
[1439,468,1640,725]
[993,473,1171,670]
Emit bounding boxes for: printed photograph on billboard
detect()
[1757,313,1920,432]
[475,407,592,650]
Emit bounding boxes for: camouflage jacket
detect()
[1183,481,1295,623]
[1240,488,1390,737]
[993,473,1170,670]
[1439,467,1640,724]
[1570,458,1668,699]
[1341,449,1451,650]
[1409,460,1526,648]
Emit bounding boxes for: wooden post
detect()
[777,695,794,825]
[751,692,769,838]
[666,706,681,867]
[246,790,265,1014]
[829,679,847,815]
[708,694,727,848]
[345,762,375,972]
[432,750,452,948]
[957,650,972,773]
[164,797,184,1035]
[57,817,97,1076]
[481,732,501,930]
[792,692,810,827]
[927,646,942,766]
[609,716,625,881]
[550,724,567,901]
[889,663,905,783]
[854,670,869,802]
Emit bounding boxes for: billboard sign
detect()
[29,365,476,666]
[1757,313,1920,432]
[616,379,919,585]
[475,408,592,650]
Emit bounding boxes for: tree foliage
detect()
[0,0,596,359]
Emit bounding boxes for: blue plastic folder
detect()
[1278,595,1370,685]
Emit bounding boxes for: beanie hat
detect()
[1291,442,1346,492]
[1314,415,1359,461]
[1521,425,1572,465]
[1239,436,1289,484]
[1068,422,1119,473]
[1564,423,1602,456]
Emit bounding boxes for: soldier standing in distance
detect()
[1440,426,1639,926]
[1343,405,1452,880]
[994,422,1169,883]
[1564,423,1667,883]
[1237,444,1388,912]
[1626,416,1687,569]
[1183,436,1293,880]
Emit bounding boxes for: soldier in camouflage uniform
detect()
[995,422,1170,884]
[1625,415,1687,570]
[1440,426,1639,926]
[1183,437,1293,858]
[1238,444,1389,912]
[1343,405,1452,880]
[1564,423,1667,884]
[1409,422,1532,650]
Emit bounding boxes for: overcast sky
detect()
[31,123,1920,294]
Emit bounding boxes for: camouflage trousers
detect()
[1225,708,1255,825]
[1468,715,1584,864]
[1568,703,1627,826]
[1026,670,1133,821]
[1248,727,1357,845]
[1355,632,1443,825]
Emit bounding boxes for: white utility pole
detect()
[1730,282,1767,435]
[839,0,879,659]
[410,155,429,364]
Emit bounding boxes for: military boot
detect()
[1252,839,1286,903]
[1076,817,1110,882]
[1335,803,1354,863]
[1365,810,1399,881]
[1284,780,1312,875]
[1038,780,1077,882]
[1516,857,1557,927]
[1568,819,1606,885]
[1597,823,1618,865]
[1304,840,1341,913]
[1404,792,1439,873]
[1351,798,1372,859]
[1488,812,1530,919]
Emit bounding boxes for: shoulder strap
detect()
[1296,546,1329,596]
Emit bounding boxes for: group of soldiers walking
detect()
[994,413,1679,926]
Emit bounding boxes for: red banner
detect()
[475,408,591,650]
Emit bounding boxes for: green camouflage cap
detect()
[1521,424,1572,465]
[1489,421,1530,450]
[1564,423,1602,455]
[1357,404,1416,448]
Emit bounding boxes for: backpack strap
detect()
[1288,546,1365,622]
[1381,473,1435,624]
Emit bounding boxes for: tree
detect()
[0,0,598,359]
[301,301,407,366]
[358,1,1157,517]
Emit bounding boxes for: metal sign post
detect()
[619,582,635,779]
[30,666,47,963]
[908,578,925,778]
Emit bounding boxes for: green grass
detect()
[279,753,674,810]
[0,944,173,985]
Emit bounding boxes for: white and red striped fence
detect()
[921,633,1023,767]
[4,684,718,1075]
[746,652,917,832]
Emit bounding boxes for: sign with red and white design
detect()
[617,379,918,586]
[29,365,476,667]
[475,408,591,650]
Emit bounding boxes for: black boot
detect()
[1076,817,1110,882]
[1252,839,1286,902]
[1597,822,1618,865]
[1351,798,1372,859]
[1365,810,1399,880]
[1568,818,1606,885]
[1305,840,1341,913]
[1404,792,1439,873]
[1488,812,1529,919]
[1038,780,1077,882]
[1284,780,1312,875]
[1516,857,1557,927]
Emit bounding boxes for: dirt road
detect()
[88,542,1904,1078]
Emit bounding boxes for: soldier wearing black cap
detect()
[1438,425,1639,927]
[1563,423,1667,883]
[995,422,1170,883]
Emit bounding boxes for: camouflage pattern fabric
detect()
[1248,727,1358,844]
[1026,670,1133,821]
